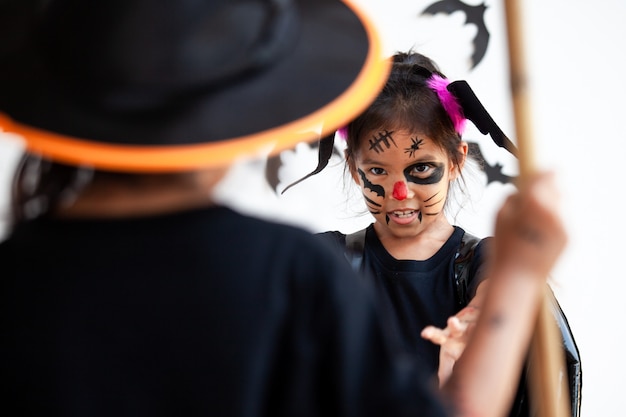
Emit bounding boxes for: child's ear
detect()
[450,141,468,180]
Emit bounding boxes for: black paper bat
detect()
[265,153,283,193]
[265,140,343,194]
[421,0,490,69]
[468,141,516,185]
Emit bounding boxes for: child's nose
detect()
[392,181,408,200]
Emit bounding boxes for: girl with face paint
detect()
[338,52,478,384]
[349,128,466,254]
[296,51,575,417]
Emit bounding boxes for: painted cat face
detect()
[352,129,460,238]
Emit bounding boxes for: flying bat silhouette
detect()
[265,153,283,193]
[467,141,516,185]
[265,138,343,194]
[421,0,490,69]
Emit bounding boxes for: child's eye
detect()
[369,167,386,175]
[409,164,432,177]
[405,162,445,185]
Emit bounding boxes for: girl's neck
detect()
[375,218,454,261]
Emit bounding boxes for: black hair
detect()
[344,51,466,176]
[8,154,197,226]
[10,154,91,223]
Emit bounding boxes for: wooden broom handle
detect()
[504,1,570,417]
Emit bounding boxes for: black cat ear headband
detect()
[281,68,519,194]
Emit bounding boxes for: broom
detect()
[504,1,571,416]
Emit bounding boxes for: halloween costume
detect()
[0,0,390,171]
[318,225,489,376]
[0,206,448,417]
[290,56,581,417]
[0,0,457,415]
[0,0,576,415]
[321,222,581,417]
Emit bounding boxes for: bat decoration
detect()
[265,136,343,194]
[468,141,516,185]
[265,153,283,193]
[447,80,518,157]
[420,0,490,69]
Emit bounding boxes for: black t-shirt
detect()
[318,224,489,379]
[0,206,449,417]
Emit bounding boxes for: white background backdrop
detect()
[1,1,625,415]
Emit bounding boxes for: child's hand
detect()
[421,304,480,387]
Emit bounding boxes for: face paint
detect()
[363,195,381,214]
[423,191,444,217]
[424,195,444,209]
[358,169,384,197]
[368,130,397,154]
[353,131,456,239]
[392,181,407,200]
[404,137,423,158]
[404,163,444,185]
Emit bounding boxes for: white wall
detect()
[1,1,623,415]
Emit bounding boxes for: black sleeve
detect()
[466,236,493,301]
[315,230,347,252]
